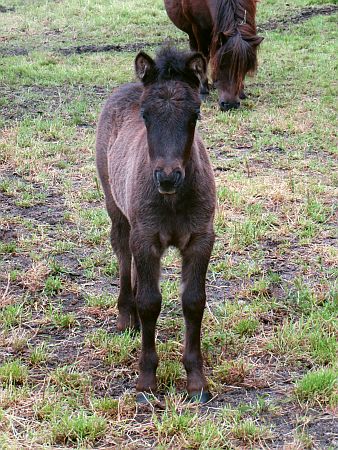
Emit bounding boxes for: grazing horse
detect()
[164,0,263,111]
[96,47,216,401]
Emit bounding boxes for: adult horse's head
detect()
[210,1,263,111]
[135,48,206,195]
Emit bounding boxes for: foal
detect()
[96,47,216,401]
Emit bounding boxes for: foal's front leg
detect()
[131,236,162,395]
[181,232,214,401]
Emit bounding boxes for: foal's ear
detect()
[135,52,156,83]
[186,53,207,84]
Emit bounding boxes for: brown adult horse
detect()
[96,47,216,402]
[164,0,263,111]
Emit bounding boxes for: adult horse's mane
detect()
[211,0,260,87]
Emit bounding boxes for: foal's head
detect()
[135,48,207,195]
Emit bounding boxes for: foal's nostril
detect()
[154,169,162,184]
[173,170,182,186]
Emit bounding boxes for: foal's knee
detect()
[182,290,206,318]
[136,290,162,319]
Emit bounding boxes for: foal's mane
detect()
[147,47,201,88]
[211,0,260,85]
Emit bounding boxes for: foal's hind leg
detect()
[108,201,139,331]
[181,232,214,401]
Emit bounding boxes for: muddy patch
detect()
[0,5,15,13]
[259,5,338,32]
[58,40,182,56]
[0,47,28,56]
[0,84,109,124]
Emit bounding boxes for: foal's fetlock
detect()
[136,372,157,394]
[116,310,139,332]
[186,370,209,401]
[137,354,158,393]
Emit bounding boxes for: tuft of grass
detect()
[0,241,17,254]
[29,342,50,365]
[231,419,271,443]
[7,328,30,352]
[268,314,337,366]
[92,397,119,417]
[153,405,227,449]
[0,304,25,329]
[234,318,260,336]
[213,359,249,386]
[50,367,91,393]
[51,411,107,445]
[0,360,28,385]
[295,368,337,406]
[84,292,117,308]
[44,275,63,295]
[157,360,184,389]
[86,329,139,365]
[48,304,77,329]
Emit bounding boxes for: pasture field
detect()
[0,0,337,448]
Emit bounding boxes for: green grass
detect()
[295,368,338,406]
[0,360,28,385]
[51,410,107,445]
[0,0,337,447]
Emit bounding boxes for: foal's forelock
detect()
[140,81,200,194]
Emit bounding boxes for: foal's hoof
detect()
[136,392,155,404]
[188,391,212,403]
[116,313,140,333]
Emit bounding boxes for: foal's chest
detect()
[159,228,191,251]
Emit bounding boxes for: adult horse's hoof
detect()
[188,391,212,403]
[136,392,155,404]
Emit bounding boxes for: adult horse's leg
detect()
[131,236,162,395]
[192,25,211,98]
[181,232,214,401]
[109,201,139,331]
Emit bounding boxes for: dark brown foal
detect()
[96,47,216,401]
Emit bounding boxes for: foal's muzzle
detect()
[154,169,183,195]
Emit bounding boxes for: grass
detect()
[0,0,337,447]
[295,368,338,406]
[0,360,28,385]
